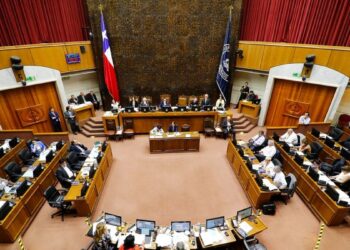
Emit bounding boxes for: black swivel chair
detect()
[18,148,36,166]
[328,127,344,141]
[279,173,297,204]
[340,136,350,149]
[4,162,23,182]
[66,151,85,171]
[306,142,323,160]
[44,186,74,221]
[319,158,345,176]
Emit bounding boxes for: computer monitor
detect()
[176,106,187,112]
[171,221,191,232]
[97,152,103,164]
[325,184,339,202]
[232,138,238,147]
[104,213,122,226]
[0,201,13,220]
[308,167,319,182]
[311,128,320,138]
[9,137,19,148]
[161,106,172,112]
[136,219,156,236]
[325,137,335,149]
[206,216,225,229]
[16,180,31,197]
[237,207,253,221]
[140,106,150,112]
[282,141,290,153]
[246,160,253,171]
[80,181,89,197]
[0,148,4,158]
[273,132,279,142]
[203,105,213,111]
[191,105,200,111]
[89,166,96,179]
[46,150,54,163]
[294,153,304,167]
[340,148,350,160]
[102,141,107,152]
[255,174,263,187]
[56,140,64,151]
[125,106,135,113]
[237,146,244,157]
[33,164,44,178]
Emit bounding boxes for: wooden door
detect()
[0,82,67,132]
[265,79,336,126]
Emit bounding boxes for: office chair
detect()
[4,162,23,182]
[328,127,344,141]
[279,173,297,204]
[272,149,283,163]
[18,148,36,166]
[203,117,215,137]
[340,136,350,149]
[319,158,345,176]
[66,151,85,171]
[306,142,323,160]
[181,124,191,132]
[243,236,267,250]
[55,167,74,189]
[44,186,75,221]
[123,119,135,139]
[272,158,282,168]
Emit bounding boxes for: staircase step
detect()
[85,120,103,128]
[233,117,248,125]
[89,117,103,124]
[81,129,106,138]
[234,120,251,129]
[83,125,104,133]
[235,124,256,133]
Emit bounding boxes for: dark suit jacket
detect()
[56,166,75,188]
[85,93,98,103]
[68,98,78,104]
[77,95,86,104]
[139,101,149,107]
[190,100,199,106]
[49,111,59,123]
[168,124,178,132]
[70,143,88,154]
[160,101,170,108]
[201,98,211,106]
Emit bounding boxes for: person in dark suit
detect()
[48,107,62,132]
[160,98,170,108]
[56,159,76,189]
[77,92,87,104]
[246,91,257,102]
[128,97,139,108]
[168,121,178,132]
[190,97,199,107]
[139,97,149,107]
[64,106,80,134]
[68,95,78,105]
[70,140,90,155]
[239,82,250,101]
[221,116,234,140]
[201,94,211,107]
[85,91,100,110]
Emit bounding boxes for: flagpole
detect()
[229,5,233,20]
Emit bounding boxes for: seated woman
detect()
[119,235,141,250]
[298,138,311,154]
[215,94,225,110]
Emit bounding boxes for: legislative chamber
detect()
[0,1,350,250]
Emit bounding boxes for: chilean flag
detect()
[101,12,120,101]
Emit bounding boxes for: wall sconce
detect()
[301,54,315,81]
[10,56,26,84]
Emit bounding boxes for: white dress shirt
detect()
[273,172,287,189]
[262,161,275,178]
[299,115,311,125]
[62,163,74,178]
[251,134,265,146]
[150,127,164,134]
[280,132,298,145]
[261,145,276,158]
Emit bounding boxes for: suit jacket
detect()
[190,100,199,106]
[201,98,211,106]
[68,97,78,105]
[49,111,60,123]
[70,143,88,154]
[56,166,75,188]
[64,110,76,120]
[77,95,86,104]
[139,101,149,107]
[160,101,170,108]
[129,100,139,107]
[85,93,98,103]
[168,124,178,132]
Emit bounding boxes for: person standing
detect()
[168,121,178,132]
[64,106,80,134]
[239,82,250,101]
[48,107,62,132]
[299,112,311,125]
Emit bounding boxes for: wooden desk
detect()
[238,101,260,118]
[226,216,267,240]
[0,139,26,178]
[149,132,200,153]
[0,143,68,243]
[275,142,350,226]
[199,228,236,249]
[226,141,280,208]
[119,111,223,134]
[72,103,95,125]
[64,144,113,216]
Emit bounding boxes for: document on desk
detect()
[156,233,172,247]
[185,134,191,137]
[239,221,253,234]
[172,232,189,246]
[303,160,313,166]
[22,166,35,178]
[252,164,261,171]
[262,179,278,191]
[0,200,6,209]
[201,229,223,246]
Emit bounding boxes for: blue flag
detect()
[216,14,231,102]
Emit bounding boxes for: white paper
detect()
[262,178,278,191]
[200,229,223,246]
[22,169,34,178]
[156,234,172,247]
[239,221,253,234]
[185,134,191,137]
[303,160,313,166]
[252,164,261,171]
[296,151,304,156]
[0,200,6,209]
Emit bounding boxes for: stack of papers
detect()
[185,134,191,137]
[201,229,223,246]
[303,160,313,166]
[263,178,278,191]
[22,166,35,178]
[252,164,261,171]
[238,221,253,234]
[215,127,222,132]
[296,151,304,156]
[0,200,6,209]
[156,234,172,247]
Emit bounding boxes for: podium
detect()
[238,101,260,118]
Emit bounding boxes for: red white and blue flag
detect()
[101,12,120,101]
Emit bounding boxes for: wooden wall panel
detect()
[0,82,67,132]
[0,49,34,69]
[30,47,69,73]
[260,46,295,70]
[65,44,95,72]
[236,44,264,69]
[292,48,331,66]
[327,50,350,77]
[265,79,336,126]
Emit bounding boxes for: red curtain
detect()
[240,0,350,46]
[0,0,89,46]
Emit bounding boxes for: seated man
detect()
[160,98,170,108]
[85,90,100,110]
[68,94,78,105]
[150,124,164,134]
[280,128,298,145]
[190,97,199,107]
[299,112,311,125]
[221,116,234,140]
[259,157,275,178]
[111,100,120,112]
[70,140,90,155]
[77,92,87,104]
[129,97,139,108]
[30,139,47,157]
[246,91,257,102]
[255,140,276,162]
[340,136,350,149]
[168,121,178,132]
[273,165,287,189]
[330,165,350,184]
[0,177,13,191]
[248,130,266,151]
[56,159,76,189]
[201,93,211,107]
[139,97,149,107]
[298,138,311,154]
[215,94,225,110]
